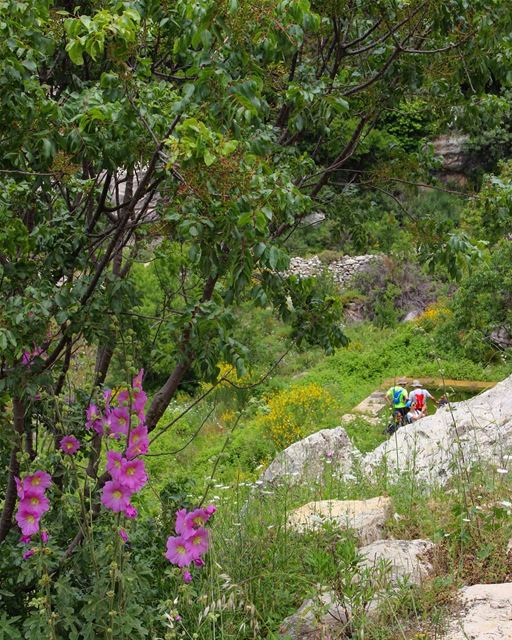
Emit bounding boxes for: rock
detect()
[343,300,366,324]
[280,540,434,639]
[352,391,387,415]
[287,496,391,545]
[364,375,511,484]
[432,134,471,172]
[403,309,423,322]
[443,583,512,639]
[279,590,349,639]
[490,326,512,350]
[259,427,357,486]
[282,254,385,291]
[359,539,434,586]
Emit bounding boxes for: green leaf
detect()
[66,41,84,65]
[268,246,279,270]
[203,149,216,166]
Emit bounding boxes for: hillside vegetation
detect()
[2,1,512,639]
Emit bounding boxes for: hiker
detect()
[405,399,422,423]
[438,394,449,408]
[408,380,437,416]
[385,378,409,424]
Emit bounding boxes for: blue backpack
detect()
[392,387,404,405]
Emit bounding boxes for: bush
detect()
[263,383,336,449]
[434,240,512,362]
[351,258,439,326]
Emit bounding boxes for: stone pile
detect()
[284,254,384,289]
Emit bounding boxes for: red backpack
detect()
[414,391,426,411]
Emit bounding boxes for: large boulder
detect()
[280,539,435,639]
[442,583,512,639]
[359,539,434,586]
[260,427,357,486]
[287,496,391,545]
[364,376,511,484]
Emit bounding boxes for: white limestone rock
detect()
[364,376,511,484]
[260,427,357,486]
[287,496,391,545]
[359,539,435,586]
[442,583,512,640]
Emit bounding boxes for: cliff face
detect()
[432,133,473,186]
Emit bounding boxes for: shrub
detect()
[263,383,336,449]
[351,258,439,326]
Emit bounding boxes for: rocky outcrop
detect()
[287,496,391,545]
[280,539,436,639]
[260,427,357,486]
[363,375,512,484]
[490,326,512,351]
[284,254,384,289]
[352,390,387,415]
[443,583,512,639]
[432,134,471,172]
[359,539,434,586]
[432,133,472,185]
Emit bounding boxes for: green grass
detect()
[146,316,510,493]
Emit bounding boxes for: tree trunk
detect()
[0,397,25,543]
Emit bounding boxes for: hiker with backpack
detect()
[408,380,437,416]
[385,378,409,429]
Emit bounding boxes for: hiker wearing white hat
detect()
[408,380,437,416]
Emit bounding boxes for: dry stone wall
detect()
[285,254,384,289]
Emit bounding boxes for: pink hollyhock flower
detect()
[21,346,44,367]
[119,528,128,543]
[194,557,205,567]
[188,528,209,559]
[23,471,52,494]
[22,491,50,516]
[205,505,216,517]
[187,508,212,530]
[15,507,40,536]
[124,503,138,519]
[109,407,130,436]
[182,570,192,583]
[103,388,113,409]
[117,389,131,406]
[86,404,100,425]
[23,548,35,560]
[41,530,49,543]
[101,481,132,513]
[106,451,123,479]
[20,534,32,544]
[86,404,104,434]
[119,458,147,492]
[165,535,194,567]
[60,435,80,456]
[175,509,194,537]
[126,426,149,458]
[15,477,24,499]
[132,369,144,391]
[132,390,147,414]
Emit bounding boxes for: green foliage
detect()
[434,240,512,362]
[463,160,512,245]
[382,99,438,152]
